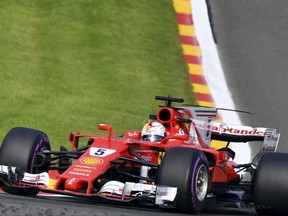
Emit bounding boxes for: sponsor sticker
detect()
[68,171,89,176]
[80,157,103,166]
[75,164,96,170]
[73,168,92,173]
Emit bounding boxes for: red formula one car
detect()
[0,96,286,215]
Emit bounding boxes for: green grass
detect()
[0,0,195,148]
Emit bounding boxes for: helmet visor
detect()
[142,135,163,142]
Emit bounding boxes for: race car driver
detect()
[141,121,166,142]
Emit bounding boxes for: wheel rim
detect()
[30,138,50,173]
[195,164,208,202]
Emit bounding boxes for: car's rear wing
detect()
[211,122,276,142]
[210,122,280,152]
[185,107,280,152]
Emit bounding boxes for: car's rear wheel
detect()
[0,127,51,173]
[253,152,288,215]
[156,147,209,214]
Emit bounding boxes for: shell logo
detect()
[80,157,102,166]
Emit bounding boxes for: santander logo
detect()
[210,123,273,136]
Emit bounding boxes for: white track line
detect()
[191,0,251,163]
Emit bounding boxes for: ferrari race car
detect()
[0,96,286,215]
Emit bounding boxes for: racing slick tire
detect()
[0,127,51,174]
[253,152,288,215]
[156,147,209,214]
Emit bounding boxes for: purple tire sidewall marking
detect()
[190,153,208,211]
[191,157,200,194]
[29,137,49,173]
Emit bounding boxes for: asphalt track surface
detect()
[1,1,287,215]
[208,0,288,154]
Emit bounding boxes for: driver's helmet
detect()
[141,121,166,142]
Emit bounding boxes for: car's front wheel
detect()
[156,147,209,214]
[0,127,51,174]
